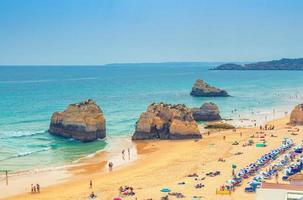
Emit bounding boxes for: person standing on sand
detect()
[122,149,125,160]
[275,173,279,183]
[128,148,130,160]
[89,180,93,189]
[36,184,40,193]
[31,184,34,193]
[223,136,226,140]
[108,161,113,171]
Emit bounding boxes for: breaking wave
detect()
[0,147,51,162]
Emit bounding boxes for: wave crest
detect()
[0,147,51,162]
[0,130,46,139]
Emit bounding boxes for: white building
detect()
[256,182,303,200]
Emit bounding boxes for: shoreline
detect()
[0,135,138,199]
[2,113,303,199]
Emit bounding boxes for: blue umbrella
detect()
[160,188,171,193]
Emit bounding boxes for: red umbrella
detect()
[113,197,122,200]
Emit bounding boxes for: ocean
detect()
[1,63,303,172]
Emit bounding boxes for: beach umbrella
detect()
[160,188,171,193]
[113,197,122,200]
[226,180,235,184]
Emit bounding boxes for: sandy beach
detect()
[1,115,303,200]
[1,1,303,199]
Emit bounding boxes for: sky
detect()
[0,0,302,65]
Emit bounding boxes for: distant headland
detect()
[212,58,303,70]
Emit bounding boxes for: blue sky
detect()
[0,0,302,65]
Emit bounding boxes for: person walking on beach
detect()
[275,173,279,183]
[36,184,40,193]
[122,149,125,160]
[31,184,34,193]
[128,148,130,160]
[89,180,93,189]
[108,161,113,171]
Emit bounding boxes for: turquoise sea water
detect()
[1,63,303,172]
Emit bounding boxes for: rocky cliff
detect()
[191,102,221,121]
[49,99,106,142]
[290,104,303,125]
[132,103,201,140]
[190,79,229,97]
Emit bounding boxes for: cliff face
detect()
[190,80,229,97]
[132,103,201,140]
[191,102,221,121]
[290,104,303,125]
[49,99,106,142]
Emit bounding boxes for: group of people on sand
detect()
[31,183,40,194]
[108,148,131,171]
[260,124,275,130]
[121,148,131,160]
[218,157,226,162]
[88,180,98,199]
[89,192,97,199]
[119,185,135,196]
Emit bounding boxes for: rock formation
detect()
[191,102,221,121]
[190,79,229,97]
[290,104,303,125]
[204,121,235,129]
[132,103,201,140]
[49,99,106,142]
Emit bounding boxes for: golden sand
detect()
[2,116,303,200]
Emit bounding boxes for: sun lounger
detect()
[245,186,256,192]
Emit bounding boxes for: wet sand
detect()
[2,115,303,200]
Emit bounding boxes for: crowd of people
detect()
[30,183,40,194]
[218,138,297,194]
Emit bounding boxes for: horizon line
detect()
[0,57,301,67]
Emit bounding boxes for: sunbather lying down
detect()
[168,192,185,198]
[89,192,97,199]
[161,195,169,200]
[218,157,226,162]
[187,173,198,177]
[195,183,205,188]
[119,186,135,196]
[206,171,220,177]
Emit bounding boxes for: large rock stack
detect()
[290,104,303,125]
[132,103,201,140]
[190,79,229,97]
[191,102,221,121]
[49,99,106,142]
